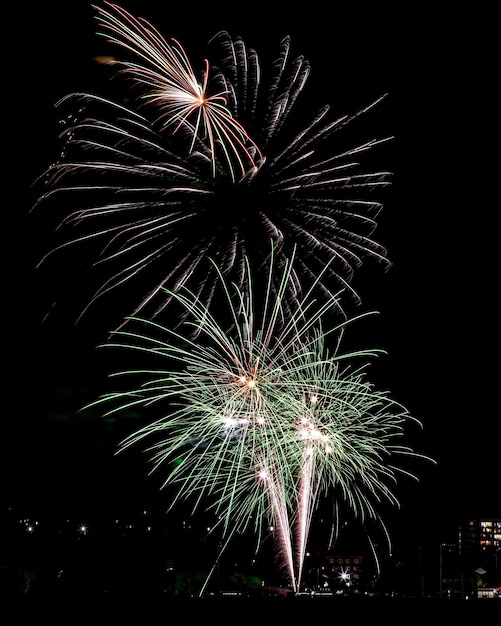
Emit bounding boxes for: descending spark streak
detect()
[294,401,328,590]
[295,443,317,592]
[258,463,296,593]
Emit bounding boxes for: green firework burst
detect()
[87,245,433,593]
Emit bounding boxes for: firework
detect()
[88,246,431,593]
[32,1,392,334]
[93,1,262,181]
[31,2,432,595]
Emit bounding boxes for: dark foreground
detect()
[4,594,500,622]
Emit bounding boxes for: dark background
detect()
[4,0,499,581]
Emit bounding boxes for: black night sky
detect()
[4,0,500,598]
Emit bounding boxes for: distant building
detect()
[459,518,501,595]
[461,518,501,552]
[327,554,364,593]
[305,518,501,599]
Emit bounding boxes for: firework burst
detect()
[87,246,432,593]
[32,1,392,334]
[93,1,262,180]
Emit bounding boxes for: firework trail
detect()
[87,245,432,593]
[32,1,392,334]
